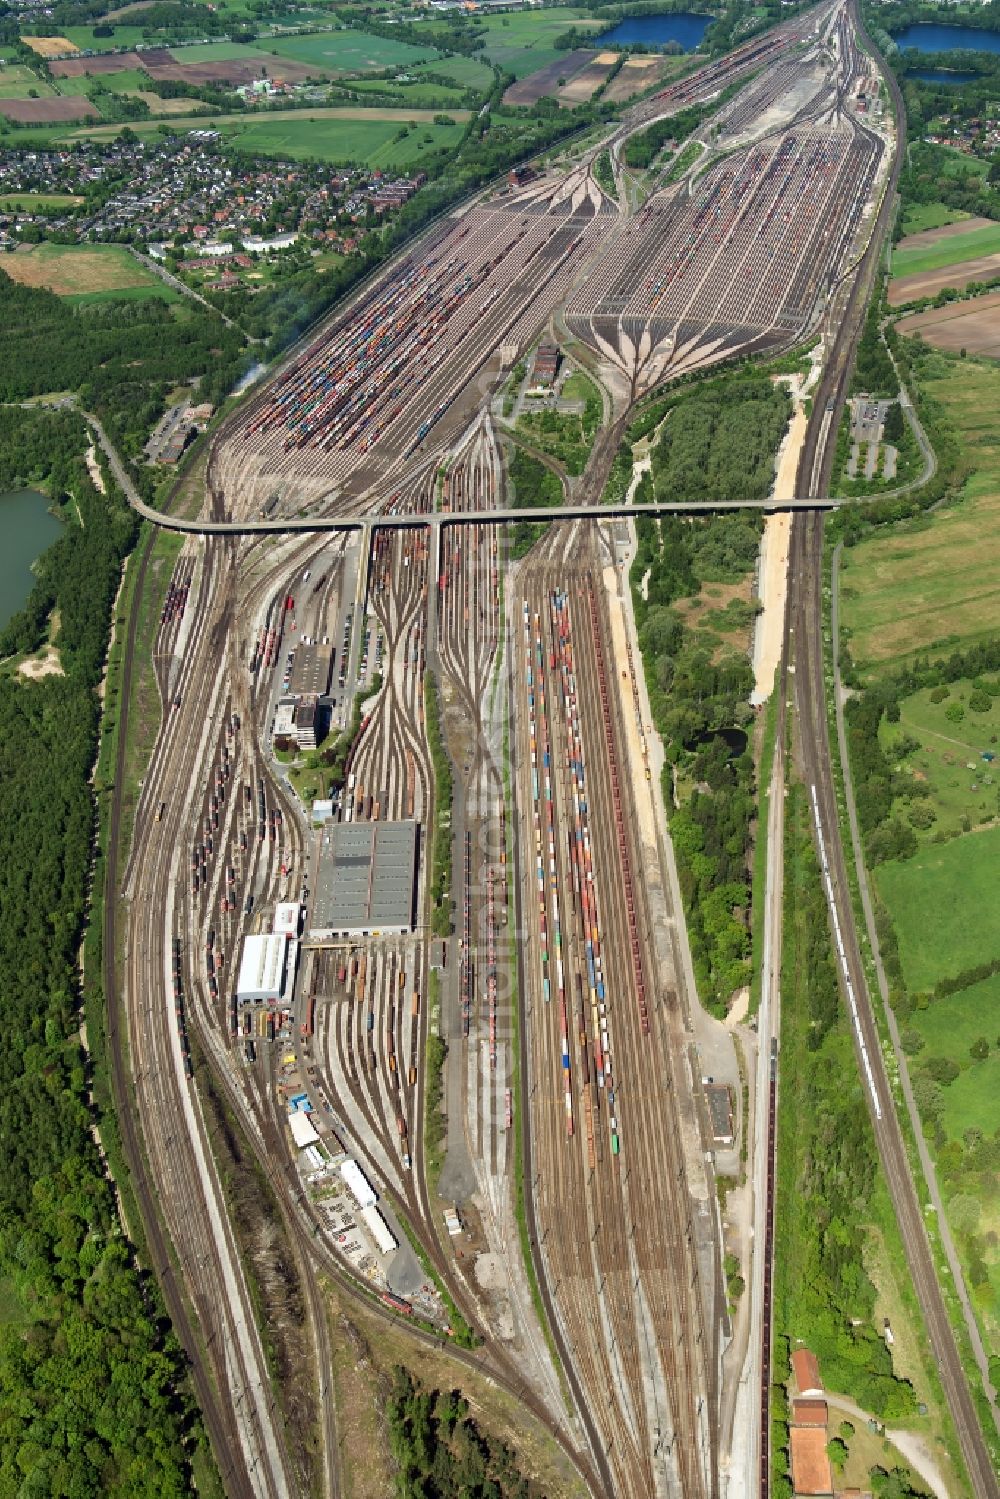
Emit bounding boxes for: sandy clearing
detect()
[85,443,106,494]
[595,50,619,64]
[18,646,64,679]
[22,35,78,56]
[888,251,1000,305]
[751,376,806,703]
[895,214,991,253]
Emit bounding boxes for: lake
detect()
[895,23,1000,54]
[911,67,980,85]
[0,490,61,630]
[596,12,711,51]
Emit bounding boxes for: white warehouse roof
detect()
[236,933,287,1003]
[361,1204,397,1255]
[273,902,301,938]
[340,1157,377,1209]
[288,1111,319,1149]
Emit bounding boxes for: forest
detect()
[0,274,248,478]
[0,411,197,1493]
[649,373,791,503]
[632,502,762,1010]
[386,1367,540,1499]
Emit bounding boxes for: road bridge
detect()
[132,495,842,535]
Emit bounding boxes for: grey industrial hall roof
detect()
[312,820,417,934]
[289,642,334,697]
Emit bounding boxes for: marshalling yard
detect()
[106,3,958,1497]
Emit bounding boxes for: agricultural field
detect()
[59,24,148,52]
[898,200,971,238]
[20,36,79,57]
[0,95,100,122]
[839,356,1000,669]
[69,106,466,163]
[879,680,1000,843]
[262,30,440,73]
[504,49,595,106]
[603,53,677,102]
[0,192,83,210]
[889,216,1000,303]
[0,63,56,98]
[906,971,1000,1354]
[896,289,1000,359]
[350,77,468,108]
[48,51,144,77]
[893,219,1000,279]
[0,241,169,301]
[470,8,604,79]
[408,55,493,91]
[877,824,1000,992]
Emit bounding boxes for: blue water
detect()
[0,489,61,630]
[596,13,711,51]
[895,22,1000,54]
[911,66,979,85]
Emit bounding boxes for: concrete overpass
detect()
[87,416,843,537]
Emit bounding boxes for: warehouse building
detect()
[236,933,287,1004]
[361,1204,397,1255]
[288,1110,320,1149]
[289,642,334,697]
[340,1157,377,1209]
[309,821,418,938]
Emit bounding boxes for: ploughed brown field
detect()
[0,95,100,121]
[140,47,328,86]
[503,49,596,106]
[895,214,993,253]
[888,252,1000,305]
[557,52,618,103]
[603,54,672,102]
[896,288,1000,358]
[49,51,144,76]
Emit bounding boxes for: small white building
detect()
[243,231,298,253]
[236,933,287,1004]
[361,1204,397,1254]
[273,901,301,939]
[288,1110,319,1149]
[340,1157,377,1209]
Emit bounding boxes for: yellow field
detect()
[132,91,211,115]
[0,242,157,296]
[22,35,78,56]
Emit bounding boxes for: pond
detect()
[910,67,980,85]
[0,489,61,631]
[689,726,749,758]
[596,12,712,51]
[895,23,1000,54]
